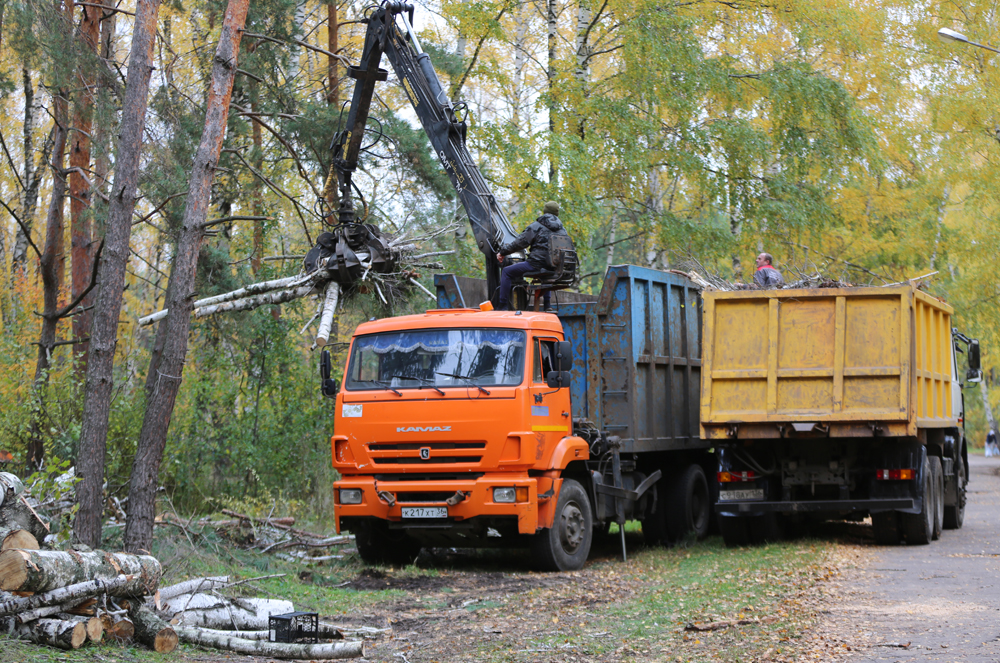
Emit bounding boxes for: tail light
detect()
[876,469,915,481]
[718,470,756,483]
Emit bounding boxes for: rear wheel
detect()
[944,457,966,530]
[719,515,750,548]
[667,464,711,542]
[929,456,944,540]
[354,520,423,567]
[901,456,933,545]
[871,511,900,545]
[532,479,593,571]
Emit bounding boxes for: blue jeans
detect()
[499,261,550,309]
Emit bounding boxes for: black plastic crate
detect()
[268,611,318,644]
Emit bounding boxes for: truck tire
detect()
[943,457,966,530]
[667,464,711,542]
[871,511,900,545]
[901,456,933,545]
[719,515,750,548]
[747,513,784,545]
[532,479,593,571]
[929,456,943,541]
[354,520,422,567]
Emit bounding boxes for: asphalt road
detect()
[843,453,1000,662]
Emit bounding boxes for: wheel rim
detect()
[559,501,586,554]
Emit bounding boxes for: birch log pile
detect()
[0,549,161,593]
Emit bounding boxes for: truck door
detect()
[528,337,571,462]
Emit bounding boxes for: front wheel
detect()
[354,520,423,567]
[532,479,593,571]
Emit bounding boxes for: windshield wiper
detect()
[368,380,402,396]
[435,371,491,395]
[388,375,445,395]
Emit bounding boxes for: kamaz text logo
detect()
[396,426,451,433]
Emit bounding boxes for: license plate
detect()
[718,488,765,502]
[401,507,447,519]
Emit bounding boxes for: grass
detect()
[3,519,841,662]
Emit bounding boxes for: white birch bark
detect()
[174,625,366,659]
[0,574,133,618]
[315,282,341,347]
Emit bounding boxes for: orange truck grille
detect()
[365,441,486,468]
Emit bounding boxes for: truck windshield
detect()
[345,328,526,391]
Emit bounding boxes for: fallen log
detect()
[17,617,87,649]
[221,508,324,539]
[174,625,366,659]
[683,616,778,632]
[0,574,134,617]
[157,575,230,602]
[177,622,385,640]
[0,495,49,543]
[165,593,293,630]
[0,549,160,594]
[131,605,178,653]
[57,614,103,642]
[0,528,39,551]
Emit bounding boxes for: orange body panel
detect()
[332,309,589,535]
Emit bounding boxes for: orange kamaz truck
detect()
[325,266,713,570]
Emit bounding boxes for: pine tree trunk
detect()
[124,0,250,555]
[0,549,161,593]
[73,0,162,550]
[69,0,102,374]
[328,1,339,107]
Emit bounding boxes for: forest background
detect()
[0,0,998,530]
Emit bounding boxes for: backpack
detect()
[547,233,576,275]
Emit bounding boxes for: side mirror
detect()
[546,370,571,389]
[967,339,983,383]
[320,350,332,381]
[322,378,340,398]
[554,341,573,371]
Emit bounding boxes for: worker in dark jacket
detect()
[496,201,568,310]
[753,252,785,288]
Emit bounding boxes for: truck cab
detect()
[331,308,590,568]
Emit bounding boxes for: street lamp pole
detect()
[938,27,1000,54]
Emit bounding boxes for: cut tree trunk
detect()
[131,605,178,653]
[73,0,163,550]
[315,283,340,346]
[57,614,104,642]
[1,528,39,551]
[0,549,160,593]
[174,625,366,659]
[0,499,48,546]
[164,593,293,630]
[17,618,87,650]
[0,574,132,617]
[107,617,134,641]
[124,0,250,554]
[157,575,229,602]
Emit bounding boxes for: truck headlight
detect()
[493,487,516,503]
[339,488,362,504]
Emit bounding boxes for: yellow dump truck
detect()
[701,284,982,546]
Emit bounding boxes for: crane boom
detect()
[329,0,520,300]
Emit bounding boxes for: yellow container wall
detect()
[701,286,955,429]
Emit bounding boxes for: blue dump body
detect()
[434,265,705,454]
